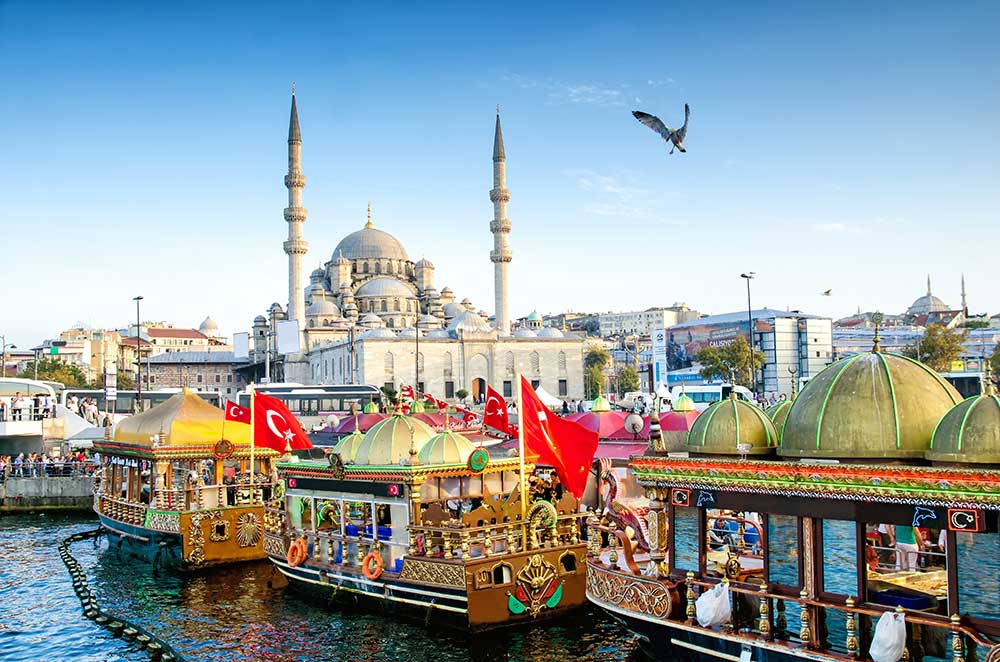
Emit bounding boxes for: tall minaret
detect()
[490,107,512,336]
[284,89,309,333]
[961,273,968,316]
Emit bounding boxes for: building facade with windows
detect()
[145,351,249,397]
[598,305,701,338]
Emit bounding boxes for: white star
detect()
[282,429,296,442]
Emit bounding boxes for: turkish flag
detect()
[483,385,510,434]
[519,376,598,499]
[252,392,314,451]
[224,400,251,424]
[399,384,415,402]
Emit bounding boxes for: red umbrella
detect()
[332,413,387,434]
[565,410,631,440]
[660,410,701,432]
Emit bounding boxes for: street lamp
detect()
[0,335,14,377]
[134,296,144,412]
[740,273,757,398]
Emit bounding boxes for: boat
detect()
[93,389,279,569]
[586,337,1000,662]
[263,410,589,631]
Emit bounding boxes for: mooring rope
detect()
[59,529,187,662]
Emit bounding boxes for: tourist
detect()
[576,400,584,413]
[0,395,8,421]
[561,400,569,415]
[67,394,79,415]
[446,497,461,519]
[11,392,25,420]
[892,524,923,570]
[13,453,24,476]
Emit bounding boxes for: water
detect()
[0,514,642,662]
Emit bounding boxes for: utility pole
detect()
[740,273,757,398]
[133,295,143,412]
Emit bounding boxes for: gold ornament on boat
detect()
[236,512,263,548]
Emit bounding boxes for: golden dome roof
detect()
[926,389,1000,464]
[765,400,793,441]
[780,352,960,459]
[416,430,476,465]
[672,392,695,413]
[591,396,612,412]
[333,430,365,461]
[685,396,777,456]
[351,414,436,466]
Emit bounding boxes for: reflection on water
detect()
[0,514,642,662]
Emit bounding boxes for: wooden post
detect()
[759,586,772,640]
[950,615,965,662]
[846,596,859,657]
[799,589,812,646]
[686,571,698,622]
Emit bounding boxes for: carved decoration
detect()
[263,533,286,558]
[236,512,263,548]
[508,554,561,617]
[186,510,225,565]
[586,561,674,619]
[209,519,231,542]
[398,559,466,588]
[145,510,181,533]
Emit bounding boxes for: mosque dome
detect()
[253,315,267,324]
[537,327,564,338]
[306,282,328,300]
[355,277,415,298]
[417,430,476,465]
[358,313,384,328]
[310,267,326,280]
[447,311,491,333]
[765,400,793,440]
[198,316,218,336]
[333,225,409,262]
[443,303,466,318]
[672,392,696,413]
[360,328,396,340]
[397,328,417,338]
[526,310,543,322]
[416,257,435,269]
[926,387,1000,464]
[513,329,538,338]
[426,329,450,339]
[306,299,340,317]
[686,396,777,456]
[591,395,612,412]
[352,414,436,465]
[417,314,442,329]
[905,277,950,317]
[780,351,961,460]
[461,298,474,310]
[440,287,454,297]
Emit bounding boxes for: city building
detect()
[145,351,249,396]
[653,309,833,397]
[250,94,587,401]
[598,304,700,338]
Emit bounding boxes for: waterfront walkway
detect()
[0,461,97,512]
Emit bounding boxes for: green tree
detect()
[961,320,989,329]
[902,325,968,371]
[380,384,398,406]
[989,346,1000,383]
[695,336,766,388]
[584,346,611,399]
[455,389,469,403]
[18,357,90,388]
[617,365,640,395]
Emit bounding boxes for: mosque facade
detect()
[251,94,586,401]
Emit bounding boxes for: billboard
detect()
[664,320,752,371]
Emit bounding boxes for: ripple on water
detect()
[1,514,643,661]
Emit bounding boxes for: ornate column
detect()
[646,488,669,577]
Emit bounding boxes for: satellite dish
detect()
[624,413,644,437]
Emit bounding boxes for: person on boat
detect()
[446,498,461,519]
[892,524,924,570]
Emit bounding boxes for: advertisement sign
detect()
[652,329,668,388]
[104,366,118,402]
[664,321,752,371]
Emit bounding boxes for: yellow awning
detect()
[113,389,251,448]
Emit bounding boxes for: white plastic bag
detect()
[695,581,732,627]
[869,611,907,662]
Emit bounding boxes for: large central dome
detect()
[332,225,409,262]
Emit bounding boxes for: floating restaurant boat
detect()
[263,411,589,631]
[93,389,278,569]
[586,336,1000,662]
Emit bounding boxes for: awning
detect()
[593,442,648,460]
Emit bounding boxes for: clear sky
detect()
[1,2,998,348]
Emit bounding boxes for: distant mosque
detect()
[248,94,585,402]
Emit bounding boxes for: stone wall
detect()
[0,476,95,512]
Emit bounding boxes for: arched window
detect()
[417,352,424,373]
[492,563,513,585]
[381,300,388,312]
[384,352,394,381]
[387,262,395,274]
[530,352,540,374]
[443,351,453,378]
[387,318,395,328]
[308,319,315,328]
[505,352,515,376]
[393,299,401,312]
[338,356,343,378]
[375,262,382,274]
[558,351,567,373]
[559,552,577,574]
[363,262,369,273]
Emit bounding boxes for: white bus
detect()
[669,383,754,411]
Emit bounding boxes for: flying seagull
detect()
[632,104,690,154]
[821,289,833,296]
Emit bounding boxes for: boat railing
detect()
[98,495,148,527]
[680,574,994,659]
[409,511,583,560]
[868,544,947,572]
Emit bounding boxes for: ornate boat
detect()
[93,389,278,569]
[586,340,1000,662]
[263,413,589,631]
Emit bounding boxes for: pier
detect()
[0,461,96,512]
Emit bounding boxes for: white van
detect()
[669,384,754,411]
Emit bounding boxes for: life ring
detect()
[362,549,384,580]
[287,537,308,568]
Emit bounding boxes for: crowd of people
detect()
[871,523,946,572]
[0,392,57,422]
[0,450,98,480]
[65,394,105,425]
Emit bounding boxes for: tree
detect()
[584,346,611,399]
[18,357,91,388]
[989,346,1000,384]
[961,320,989,329]
[115,371,136,390]
[455,389,469,403]
[695,336,766,388]
[617,365,640,395]
[902,325,967,372]
[380,384,398,406]
[581,319,600,336]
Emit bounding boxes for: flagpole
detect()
[517,374,527,550]
[249,383,256,503]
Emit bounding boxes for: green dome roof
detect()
[591,396,612,412]
[927,391,1000,464]
[673,393,695,413]
[780,352,961,459]
[363,400,380,414]
[417,430,476,465]
[527,310,543,322]
[351,415,436,465]
[765,400,793,441]
[410,400,426,414]
[685,397,777,456]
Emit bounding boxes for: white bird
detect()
[632,104,690,154]
[821,289,833,296]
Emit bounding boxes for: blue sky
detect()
[1,2,998,347]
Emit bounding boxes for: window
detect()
[530,351,540,374]
[767,514,799,587]
[957,531,998,619]
[503,380,512,398]
[215,374,220,383]
[445,381,455,398]
[197,374,203,383]
[227,375,232,383]
[559,552,577,573]
[672,506,699,572]
[558,379,568,397]
[821,519,857,596]
[492,563,513,585]
[557,351,567,373]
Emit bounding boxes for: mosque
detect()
[249,94,586,402]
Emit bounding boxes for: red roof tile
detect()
[146,328,207,340]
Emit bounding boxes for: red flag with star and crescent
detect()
[483,385,510,434]
[225,393,313,451]
[519,376,598,499]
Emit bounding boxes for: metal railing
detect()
[0,405,57,422]
[1,461,98,479]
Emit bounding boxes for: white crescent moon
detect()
[229,405,242,417]
[266,410,288,437]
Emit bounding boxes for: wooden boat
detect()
[586,343,1000,662]
[263,413,588,631]
[93,389,278,569]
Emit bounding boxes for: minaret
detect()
[926,274,932,296]
[284,89,309,334]
[961,273,968,316]
[490,107,512,336]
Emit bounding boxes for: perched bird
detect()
[632,104,690,154]
[821,289,833,296]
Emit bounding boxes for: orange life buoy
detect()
[287,537,308,568]
[362,549,384,580]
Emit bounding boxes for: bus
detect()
[237,383,382,431]
[941,371,984,399]
[60,388,223,417]
[0,377,59,398]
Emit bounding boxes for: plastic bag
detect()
[695,581,732,627]
[869,611,906,662]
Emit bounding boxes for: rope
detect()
[59,528,187,662]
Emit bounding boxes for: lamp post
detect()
[0,335,14,378]
[740,273,758,398]
[134,296,143,412]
